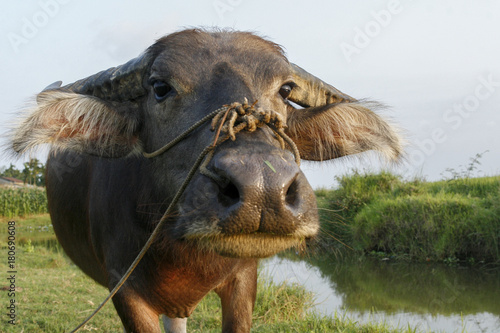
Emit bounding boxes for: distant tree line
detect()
[0,158,46,187]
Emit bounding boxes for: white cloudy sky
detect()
[1,0,499,188]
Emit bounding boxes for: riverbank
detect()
[316,172,500,264]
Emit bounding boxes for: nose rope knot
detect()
[211,99,284,143]
[143,98,301,166]
[198,98,301,185]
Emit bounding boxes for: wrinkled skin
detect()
[13,29,402,333]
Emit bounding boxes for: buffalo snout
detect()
[177,140,319,258]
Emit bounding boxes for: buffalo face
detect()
[11,29,402,258]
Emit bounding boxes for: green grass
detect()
[1,247,123,333]
[354,193,499,261]
[317,172,500,262]
[1,216,419,333]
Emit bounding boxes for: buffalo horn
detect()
[289,63,356,107]
[60,55,150,102]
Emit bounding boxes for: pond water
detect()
[14,224,61,252]
[261,255,500,333]
[12,227,500,332]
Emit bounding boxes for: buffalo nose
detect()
[214,163,300,209]
[209,148,305,234]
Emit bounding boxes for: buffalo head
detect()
[12,29,402,258]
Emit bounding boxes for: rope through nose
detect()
[143,99,301,166]
[199,99,301,183]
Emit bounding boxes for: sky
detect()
[1,0,499,189]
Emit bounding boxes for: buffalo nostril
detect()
[285,177,299,207]
[217,181,240,207]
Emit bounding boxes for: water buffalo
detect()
[12,29,402,332]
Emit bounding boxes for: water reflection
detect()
[261,254,500,333]
[9,225,62,252]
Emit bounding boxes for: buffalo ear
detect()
[285,101,402,161]
[11,90,141,158]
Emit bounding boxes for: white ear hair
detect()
[286,101,403,162]
[12,91,141,158]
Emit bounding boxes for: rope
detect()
[70,100,301,332]
[70,146,213,333]
[142,107,225,158]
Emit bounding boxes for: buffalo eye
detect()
[279,84,293,100]
[152,81,172,102]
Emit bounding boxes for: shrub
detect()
[317,170,500,262]
[353,193,499,261]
